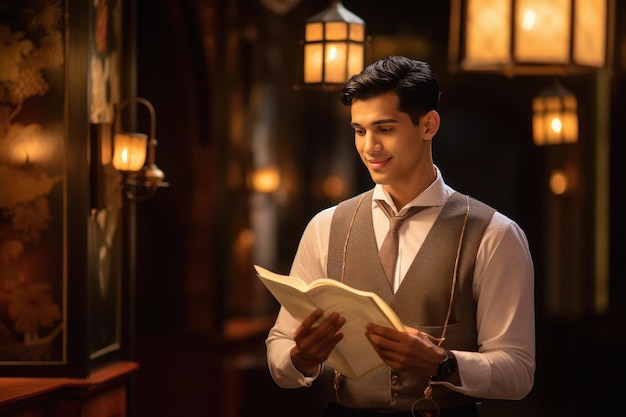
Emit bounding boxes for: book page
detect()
[256,271,318,322]
[307,286,404,378]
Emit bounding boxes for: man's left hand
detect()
[365,323,444,376]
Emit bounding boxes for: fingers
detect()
[365,323,407,344]
[300,308,325,329]
[404,326,420,337]
[366,323,435,346]
[365,323,440,374]
[291,310,346,375]
[295,310,345,342]
[365,325,407,359]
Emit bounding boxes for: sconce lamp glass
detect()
[112,133,148,172]
[301,0,365,89]
[532,81,578,145]
[448,0,613,75]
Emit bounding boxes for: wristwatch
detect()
[434,349,457,380]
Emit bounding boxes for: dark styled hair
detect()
[340,56,441,125]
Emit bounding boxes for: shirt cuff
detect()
[430,350,491,396]
[295,363,321,387]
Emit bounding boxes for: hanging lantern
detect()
[532,81,578,145]
[449,0,613,75]
[300,0,366,90]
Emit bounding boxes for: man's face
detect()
[350,92,433,196]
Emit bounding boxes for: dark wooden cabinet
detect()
[0,362,138,417]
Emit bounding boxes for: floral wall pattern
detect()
[0,1,65,362]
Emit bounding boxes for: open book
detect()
[255,265,406,379]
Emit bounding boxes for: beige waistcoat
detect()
[318,190,495,411]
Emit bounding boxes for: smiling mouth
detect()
[367,157,391,170]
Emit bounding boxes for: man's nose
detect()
[363,132,382,153]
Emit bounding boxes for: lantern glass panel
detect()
[562,112,578,143]
[515,0,570,63]
[324,42,347,83]
[304,43,323,83]
[464,0,511,65]
[305,22,323,41]
[545,112,563,144]
[545,95,562,110]
[348,23,364,42]
[574,0,606,67]
[347,43,364,79]
[325,22,348,40]
[562,95,577,111]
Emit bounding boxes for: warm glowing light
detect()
[551,117,562,133]
[549,170,569,195]
[522,10,536,30]
[112,133,148,172]
[236,228,256,249]
[2,123,56,166]
[323,175,346,200]
[328,46,337,61]
[251,166,280,193]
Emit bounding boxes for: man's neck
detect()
[383,165,437,209]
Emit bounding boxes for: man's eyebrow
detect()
[350,118,398,128]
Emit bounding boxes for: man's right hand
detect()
[290,309,346,376]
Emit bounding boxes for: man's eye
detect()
[379,127,393,133]
[354,129,365,136]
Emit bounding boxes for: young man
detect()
[266,56,535,416]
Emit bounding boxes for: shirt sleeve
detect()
[433,212,536,400]
[265,306,322,388]
[265,208,333,388]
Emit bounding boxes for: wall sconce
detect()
[297,0,367,90]
[532,80,578,145]
[448,0,614,76]
[113,97,168,201]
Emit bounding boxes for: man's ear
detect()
[423,110,441,140]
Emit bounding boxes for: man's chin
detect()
[369,172,389,185]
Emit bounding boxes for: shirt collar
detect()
[372,165,449,213]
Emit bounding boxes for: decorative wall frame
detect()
[0,0,128,377]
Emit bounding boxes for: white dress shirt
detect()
[266,167,535,400]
